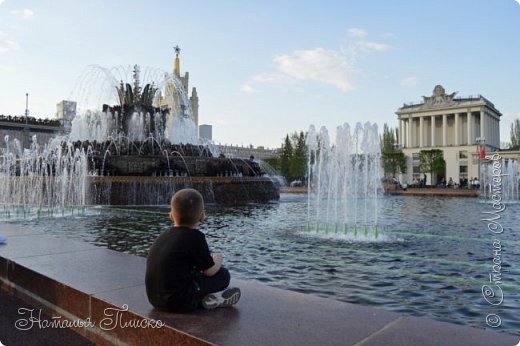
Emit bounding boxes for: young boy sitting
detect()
[145,188,241,312]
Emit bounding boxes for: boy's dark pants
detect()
[193,267,230,307]
[171,268,230,312]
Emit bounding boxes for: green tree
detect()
[280,134,293,180]
[263,157,281,174]
[382,151,407,178]
[289,131,307,181]
[278,131,309,182]
[380,124,407,177]
[510,118,520,149]
[380,123,397,153]
[418,149,445,186]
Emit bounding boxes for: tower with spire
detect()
[157,45,199,128]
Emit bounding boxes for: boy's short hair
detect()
[171,188,204,225]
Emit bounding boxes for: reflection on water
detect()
[7,194,520,335]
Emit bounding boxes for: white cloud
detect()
[0,31,19,53]
[0,39,18,53]
[252,72,294,84]
[253,73,281,83]
[356,41,390,52]
[244,32,390,93]
[240,84,260,93]
[0,65,16,73]
[0,0,5,5]
[242,72,300,93]
[11,8,34,19]
[516,0,520,6]
[273,48,356,92]
[348,28,367,37]
[501,112,520,121]
[400,77,418,87]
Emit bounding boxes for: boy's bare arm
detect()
[203,253,223,277]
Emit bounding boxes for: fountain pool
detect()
[2,193,519,335]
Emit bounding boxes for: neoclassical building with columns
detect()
[396,85,501,185]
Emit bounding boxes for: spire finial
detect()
[174,45,181,77]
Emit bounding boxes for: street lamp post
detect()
[23,92,29,148]
[25,93,29,123]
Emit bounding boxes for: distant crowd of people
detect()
[410,177,480,190]
[389,175,482,190]
[0,114,61,127]
[410,174,428,188]
[436,177,480,189]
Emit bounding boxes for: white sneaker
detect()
[202,287,241,310]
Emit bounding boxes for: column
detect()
[494,117,498,148]
[480,109,486,141]
[490,117,493,148]
[442,114,447,146]
[454,113,459,145]
[404,120,408,147]
[486,113,490,144]
[399,119,403,147]
[490,116,494,148]
[496,117,500,148]
[488,115,492,147]
[419,116,424,147]
[407,116,412,147]
[467,112,473,145]
[431,115,435,147]
[489,116,500,147]
[494,117,497,148]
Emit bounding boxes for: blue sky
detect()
[1,0,519,148]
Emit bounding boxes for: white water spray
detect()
[306,122,383,238]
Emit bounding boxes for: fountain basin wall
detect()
[89,176,280,205]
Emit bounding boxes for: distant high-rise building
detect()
[56,100,77,133]
[199,124,212,141]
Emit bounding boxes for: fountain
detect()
[69,64,198,144]
[481,158,519,200]
[305,122,383,240]
[0,135,88,212]
[0,64,279,209]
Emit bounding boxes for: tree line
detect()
[265,132,307,183]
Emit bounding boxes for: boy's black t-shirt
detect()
[145,226,214,310]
